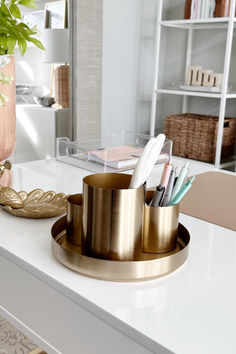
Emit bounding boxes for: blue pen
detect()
[169,176,195,205]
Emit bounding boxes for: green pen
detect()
[169,176,195,205]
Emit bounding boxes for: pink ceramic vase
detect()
[0,56,16,187]
[0,56,16,159]
[0,168,13,187]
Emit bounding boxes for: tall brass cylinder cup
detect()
[83,173,145,261]
[143,191,180,253]
[66,194,83,245]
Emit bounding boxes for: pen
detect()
[171,161,189,199]
[162,166,177,206]
[173,176,178,187]
[129,134,165,189]
[160,158,172,190]
[150,184,165,207]
[169,176,195,205]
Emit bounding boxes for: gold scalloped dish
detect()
[0,187,67,218]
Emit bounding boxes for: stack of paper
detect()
[89,145,143,169]
[89,145,168,169]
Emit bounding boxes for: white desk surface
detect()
[0,158,235,354]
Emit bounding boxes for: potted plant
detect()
[0,0,44,186]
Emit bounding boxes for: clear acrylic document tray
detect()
[56,130,172,173]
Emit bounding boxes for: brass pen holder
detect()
[82,173,145,261]
[52,177,191,281]
[143,191,180,254]
[66,194,83,245]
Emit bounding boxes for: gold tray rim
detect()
[51,216,190,282]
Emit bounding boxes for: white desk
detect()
[0,159,235,354]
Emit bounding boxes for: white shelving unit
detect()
[150,0,236,169]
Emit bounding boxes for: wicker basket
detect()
[54,65,69,108]
[164,113,236,163]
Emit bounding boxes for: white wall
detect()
[101,0,158,137]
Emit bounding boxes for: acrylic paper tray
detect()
[56,130,172,173]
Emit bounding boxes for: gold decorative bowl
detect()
[0,187,67,218]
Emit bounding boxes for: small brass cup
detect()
[83,173,145,261]
[66,194,83,245]
[143,191,180,254]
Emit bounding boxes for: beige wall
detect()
[71,0,103,142]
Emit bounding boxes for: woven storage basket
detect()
[164,113,236,163]
[54,65,69,108]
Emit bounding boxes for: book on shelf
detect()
[88,145,168,169]
[186,0,216,19]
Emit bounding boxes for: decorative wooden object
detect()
[54,64,69,108]
[0,56,16,161]
[213,73,223,87]
[202,70,214,87]
[185,66,224,88]
[189,66,202,85]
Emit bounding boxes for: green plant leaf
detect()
[7,37,17,53]
[0,2,11,16]
[0,34,7,49]
[9,4,21,19]
[0,47,6,55]
[18,0,37,9]
[18,22,36,35]
[18,38,27,55]
[0,0,44,55]
[28,37,45,50]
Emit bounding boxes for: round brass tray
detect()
[51,216,190,282]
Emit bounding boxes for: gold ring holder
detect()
[51,216,190,282]
[82,173,145,261]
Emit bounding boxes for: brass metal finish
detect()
[66,194,83,245]
[143,191,180,253]
[83,173,145,261]
[0,186,24,209]
[51,216,190,282]
[0,188,67,218]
